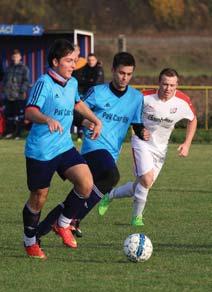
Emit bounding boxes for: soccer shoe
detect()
[52,224,77,248]
[131,215,144,226]
[70,219,83,238]
[25,243,47,260]
[98,193,111,216]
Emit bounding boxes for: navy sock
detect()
[66,185,103,221]
[37,204,64,238]
[23,204,41,238]
[62,189,87,219]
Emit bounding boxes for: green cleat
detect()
[131,215,144,226]
[98,193,111,216]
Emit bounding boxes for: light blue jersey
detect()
[81,83,143,161]
[25,72,80,161]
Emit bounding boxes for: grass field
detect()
[0,140,211,292]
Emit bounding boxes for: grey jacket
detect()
[3,62,30,101]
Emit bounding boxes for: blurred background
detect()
[1,0,212,78]
[0,0,212,129]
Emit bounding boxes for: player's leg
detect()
[98,136,154,219]
[23,189,48,259]
[130,136,155,226]
[75,166,120,220]
[98,181,135,216]
[37,164,119,239]
[76,150,119,218]
[132,143,164,226]
[23,157,57,259]
[37,203,64,237]
[132,163,163,226]
[37,150,118,240]
[53,148,93,248]
[61,150,119,233]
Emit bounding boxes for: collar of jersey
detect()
[48,69,68,87]
[109,82,128,97]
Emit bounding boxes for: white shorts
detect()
[131,135,165,181]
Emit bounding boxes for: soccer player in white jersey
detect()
[23,39,101,259]
[98,68,197,226]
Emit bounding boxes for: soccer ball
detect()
[123,233,153,262]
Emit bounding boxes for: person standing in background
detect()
[3,49,30,139]
[79,53,104,95]
[0,59,4,81]
[73,52,104,142]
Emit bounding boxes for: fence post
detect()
[117,34,126,52]
[205,88,209,130]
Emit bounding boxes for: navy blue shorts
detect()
[82,149,116,181]
[26,147,87,191]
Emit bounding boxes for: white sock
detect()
[57,214,71,228]
[24,235,36,247]
[109,182,134,200]
[132,183,149,217]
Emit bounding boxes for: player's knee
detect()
[78,179,93,198]
[140,173,154,189]
[95,167,120,194]
[79,171,93,198]
[109,167,120,186]
[29,189,49,210]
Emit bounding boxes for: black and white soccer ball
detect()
[123,233,153,262]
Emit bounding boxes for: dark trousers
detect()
[5,99,26,136]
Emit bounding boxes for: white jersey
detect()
[134,89,196,157]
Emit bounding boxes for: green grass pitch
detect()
[0,140,211,292]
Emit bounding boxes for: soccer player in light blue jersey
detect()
[23,39,101,259]
[37,52,147,244]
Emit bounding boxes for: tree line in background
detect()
[0,0,211,33]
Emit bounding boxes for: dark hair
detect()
[112,52,135,69]
[87,53,96,58]
[159,68,179,82]
[47,39,74,67]
[12,49,21,55]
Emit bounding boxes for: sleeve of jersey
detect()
[81,86,96,109]
[131,91,144,124]
[26,79,49,110]
[75,88,81,103]
[183,103,196,121]
[176,90,196,121]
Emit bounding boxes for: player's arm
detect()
[178,115,197,157]
[74,100,102,139]
[25,107,63,133]
[132,123,150,141]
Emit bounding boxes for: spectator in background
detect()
[0,60,5,136]
[72,45,88,142]
[3,49,30,139]
[79,53,104,95]
[0,59,4,81]
[73,52,104,142]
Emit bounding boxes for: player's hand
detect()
[82,119,95,130]
[46,117,63,134]
[82,119,102,139]
[141,128,150,141]
[177,143,190,157]
[90,119,102,140]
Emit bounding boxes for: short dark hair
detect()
[159,68,179,82]
[12,49,21,55]
[87,53,96,58]
[47,39,74,67]
[112,52,135,69]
